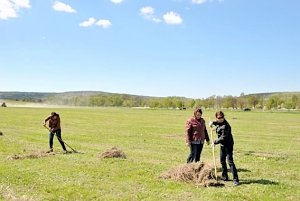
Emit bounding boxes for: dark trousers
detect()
[220,144,239,182]
[49,129,66,151]
[187,143,204,163]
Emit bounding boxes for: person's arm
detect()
[204,126,210,144]
[209,120,217,127]
[201,119,210,144]
[44,116,51,125]
[214,124,230,144]
[185,120,192,145]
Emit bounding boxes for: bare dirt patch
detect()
[159,162,224,187]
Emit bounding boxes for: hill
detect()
[1,91,299,109]
[1,91,300,101]
[243,91,300,98]
[0,91,54,101]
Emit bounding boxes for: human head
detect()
[51,112,56,116]
[194,107,203,120]
[215,111,225,122]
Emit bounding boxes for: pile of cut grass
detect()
[160,162,224,187]
[98,147,127,159]
[7,150,55,160]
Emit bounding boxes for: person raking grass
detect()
[43,112,67,153]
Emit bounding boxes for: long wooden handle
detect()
[209,117,218,180]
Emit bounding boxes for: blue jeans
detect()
[49,129,66,151]
[187,143,204,163]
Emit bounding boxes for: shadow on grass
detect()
[217,168,251,173]
[240,179,279,185]
[237,168,251,172]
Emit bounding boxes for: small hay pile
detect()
[0,185,35,201]
[7,150,55,160]
[160,162,224,187]
[99,147,127,159]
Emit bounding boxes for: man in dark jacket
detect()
[209,111,239,186]
[44,112,67,153]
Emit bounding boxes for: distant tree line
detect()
[44,93,300,110]
[14,98,43,102]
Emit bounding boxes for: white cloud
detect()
[79,17,96,27]
[140,6,154,16]
[0,0,31,20]
[96,19,112,28]
[192,0,224,4]
[192,0,207,4]
[140,6,161,23]
[111,0,124,4]
[12,0,31,8]
[163,11,183,25]
[53,1,76,13]
[79,18,112,28]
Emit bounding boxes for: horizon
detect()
[1,90,300,100]
[1,0,300,99]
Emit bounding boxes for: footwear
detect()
[63,150,68,154]
[233,180,240,186]
[46,148,53,153]
[221,177,229,181]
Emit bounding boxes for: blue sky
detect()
[0,0,299,99]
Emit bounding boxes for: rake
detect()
[209,117,218,181]
[43,125,82,154]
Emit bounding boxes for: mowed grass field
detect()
[0,107,299,201]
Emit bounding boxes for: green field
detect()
[0,107,299,201]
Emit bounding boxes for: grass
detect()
[0,107,299,201]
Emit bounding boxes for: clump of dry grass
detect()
[159,162,224,187]
[98,147,127,159]
[7,150,55,160]
[0,185,36,201]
